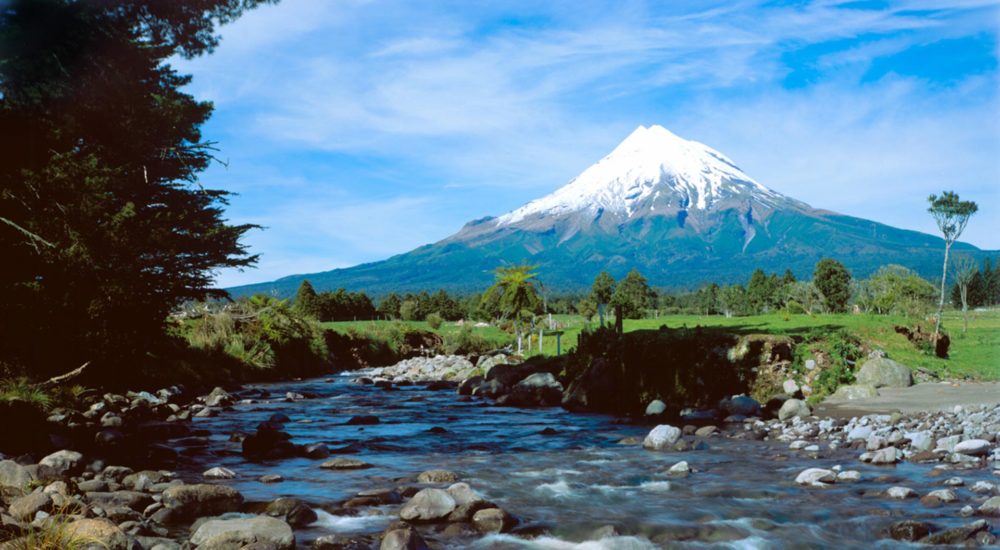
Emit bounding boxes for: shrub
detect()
[426,312,444,330]
[442,325,494,355]
[0,377,51,410]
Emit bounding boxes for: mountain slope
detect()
[229,125,990,297]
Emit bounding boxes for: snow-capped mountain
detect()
[229,126,989,297]
[498,125,779,225]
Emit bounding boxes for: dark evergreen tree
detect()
[294,280,322,319]
[610,269,656,319]
[0,0,270,378]
[377,293,402,320]
[813,258,852,313]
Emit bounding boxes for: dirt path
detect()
[816,381,1000,418]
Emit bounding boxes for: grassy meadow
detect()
[323,309,1000,380]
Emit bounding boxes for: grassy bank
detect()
[323,309,999,381]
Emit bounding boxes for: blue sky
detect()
[174,0,1000,288]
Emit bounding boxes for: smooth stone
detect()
[667,461,690,476]
[65,518,133,550]
[202,467,236,480]
[887,520,931,542]
[642,425,682,451]
[856,357,912,388]
[189,515,294,549]
[795,468,835,487]
[399,488,456,522]
[472,507,516,534]
[160,483,243,522]
[645,400,667,416]
[954,439,991,456]
[379,527,429,550]
[830,384,879,400]
[778,399,810,421]
[886,486,916,499]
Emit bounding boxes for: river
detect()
[170,373,996,549]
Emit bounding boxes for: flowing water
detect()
[172,374,996,549]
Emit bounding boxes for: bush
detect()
[0,377,51,410]
[186,295,329,377]
[426,312,444,330]
[442,325,495,355]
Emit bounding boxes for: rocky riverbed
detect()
[1,354,999,549]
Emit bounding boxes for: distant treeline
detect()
[287,256,1000,325]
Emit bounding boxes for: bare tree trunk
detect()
[961,285,969,334]
[935,242,951,337]
[516,325,522,355]
[39,362,91,390]
[598,303,606,328]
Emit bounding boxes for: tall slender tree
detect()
[927,191,978,337]
[951,255,977,334]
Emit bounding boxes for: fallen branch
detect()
[38,361,91,390]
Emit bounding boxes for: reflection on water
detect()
[171,374,995,549]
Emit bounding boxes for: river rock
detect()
[830,384,879,401]
[954,439,991,456]
[321,458,372,470]
[795,468,835,487]
[886,486,916,499]
[643,425,682,451]
[921,519,991,545]
[9,491,53,521]
[645,400,667,416]
[65,518,134,550]
[472,507,516,534]
[856,357,912,388]
[346,415,380,425]
[667,461,690,476]
[979,496,1000,516]
[189,515,294,549]
[837,470,861,482]
[399,488,456,522]
[85,490,154,512]
[445,482,492,521]
[37,449,84,478]
[203,387,233,407]
[869,446,899,465]
[380,526,429,550]
[203,467,236,480]
[266,497,317,528]
[159,483,243,522]
[925,489,958,503]
[0,460,34,490]
[783,380,800,395]
[778,399,810,421]
[888,520,932,542]
[418,469,458,483]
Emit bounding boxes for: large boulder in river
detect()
[856,357,912,388]
[778,399,811,421]
[399,488,456,522]
[505,372,563,406]
[642,425,682,451]
[189,515,294,549]
[159,483,243,522]
[718,395,761,417]
[266,497,318,528]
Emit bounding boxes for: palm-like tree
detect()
[487,264,541,353]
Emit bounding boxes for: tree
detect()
[864,265,936,316]
[576,298,598,322]
[610,268,655,321]
[0,0,270,379]
[590,272,616,327]
[399,300,420,321]
[293,280,322,319]
[813,259,852,313]
[951,255,977,334]
[928,191,979,337]
[484,264,541,353]
[719,284,747,318]
[378,293,402,320]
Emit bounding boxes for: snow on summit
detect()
[498,125,776,225]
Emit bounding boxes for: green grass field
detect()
[322,309,1000,380]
